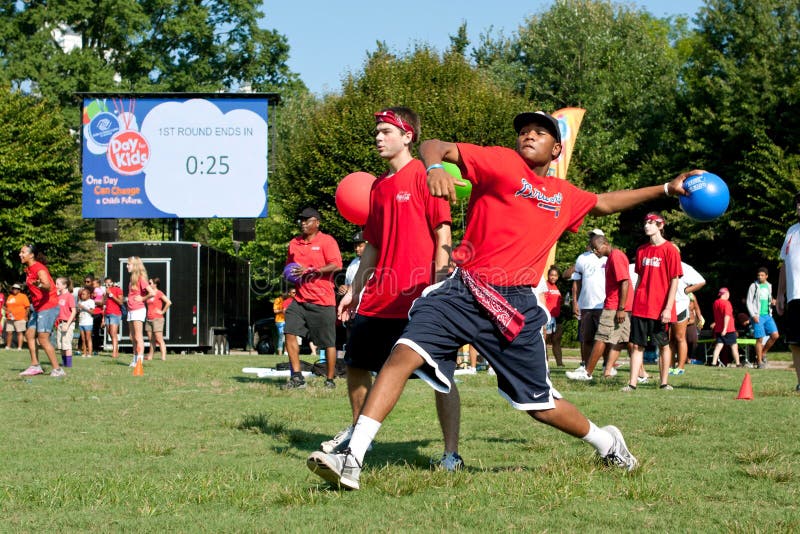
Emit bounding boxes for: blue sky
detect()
[263,0,705,95]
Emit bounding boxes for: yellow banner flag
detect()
[543,107,586,276]
[546,107,586,179]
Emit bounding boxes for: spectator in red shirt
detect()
[102,277,124,359]
[567,234,634,381]
[18,244,64,377]
[145,277,171,361]
[710,287,741,366]
[539,266,565,367]
[283,207,343,389]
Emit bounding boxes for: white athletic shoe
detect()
[321,425,353,454]
[307,449,361,490]
[602,366,618,377]
[600,425,638,471]
[566,367,593,381]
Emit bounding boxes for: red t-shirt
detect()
[57,292,76,323]
[455,144,597,286]
[712,298,735,334]
[359,159,451,318]
[604,248,634,311]
[632,241,682,320]
[127,276,149,311]
[104,285,123,315]
[92,287,105,315]
[542,281,563,318]
[286,232,342,307]
[146,289,165,320]
[26,262,59,311]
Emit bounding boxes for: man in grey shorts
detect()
[567,234,633,381]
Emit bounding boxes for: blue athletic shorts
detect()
[345,315,409,373]
[79,324,93,332]
[752,314,778,338]
[105,314,122,326]
[396,274,561,411]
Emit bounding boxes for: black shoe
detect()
[324,379,336,389]
[281,374,306,390]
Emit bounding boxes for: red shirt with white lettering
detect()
[359,159,451,318]
[604,248,634,311]
[455,143,597,286]
[286,232,342,307]
[542,281,563,318]
[26,261,59,311]
[632,241,682,320]
[57,292,76,323]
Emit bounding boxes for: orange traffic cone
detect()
[736,372,753,400]
[133,357,144,377]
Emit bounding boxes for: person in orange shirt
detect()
[4,284,30,350]
[273,290,289,355]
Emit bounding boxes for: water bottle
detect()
[318,349,326,363]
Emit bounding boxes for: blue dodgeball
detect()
[679,172,730,222]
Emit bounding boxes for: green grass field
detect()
[1,348,798,532]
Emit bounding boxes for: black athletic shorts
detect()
[344,315,409,373]
[284,300,336,348]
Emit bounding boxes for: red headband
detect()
[644,214,664,224]
[374,110,415,140]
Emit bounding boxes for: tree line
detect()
[1,0,798,314]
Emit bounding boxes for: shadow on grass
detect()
[235,412,438,468]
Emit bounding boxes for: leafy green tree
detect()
[269,46,529,273]
[675,0,800,292]
[473,0,688,263]
[0,87,90,285]
[0,0,302,126]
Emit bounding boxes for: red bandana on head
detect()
[374,110,415,140]
[644,214,664,224]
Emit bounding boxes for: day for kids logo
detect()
[83,98,150,175]
[515,178,563,218]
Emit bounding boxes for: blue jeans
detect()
[275,321,285,353]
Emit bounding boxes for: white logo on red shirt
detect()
[396,192,411,202]
[514,178,562,218]
[642,256,663,267]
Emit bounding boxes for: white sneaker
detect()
[19,365,44,377]
[602,366,618,377]
[637,375,650,384]
[50,367,66,378]
[600,425,638,471]
[431,452,464,471]
[321,425,354,454]
[566,367,593,381]
[487,367,496,376]
[307,450,361,490]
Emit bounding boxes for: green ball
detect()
[442,162,472,200]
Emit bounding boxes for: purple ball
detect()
[283,262,302,284]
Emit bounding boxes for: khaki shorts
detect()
[594,309,631,345]
[56,322,75,351]
[6,319,28,333]
[145,317,165,334]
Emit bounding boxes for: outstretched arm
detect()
[591,170,703,216]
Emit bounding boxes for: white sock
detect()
[582,421,614,456]
[348,415,381,464]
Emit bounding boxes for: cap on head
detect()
[589,228,604,237]
[513,111,562,144]
[718,287,729,296]
[298,207,321,220]
[352,231,365,243]
[11,283,21,289]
